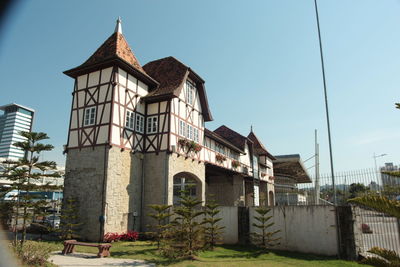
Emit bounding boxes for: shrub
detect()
[103,230,139,242]
[12,241,52,266]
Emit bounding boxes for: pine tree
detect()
[148,204,172,249]
[251,207,280,250]
[168,189,204,259]
[0,131,61,246]
[202,196,224,250]
[59,197,81,240]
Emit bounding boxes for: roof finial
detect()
[250,125,253,132]
[115,17,122,34]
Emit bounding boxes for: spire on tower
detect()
[115,17,122,34]
[250,125,253,132]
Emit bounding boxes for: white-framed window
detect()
[179,120,186,137]
[193,128,199,143]
[185,80,195,105]
[136,114,144,133]
[147,116,158,134]
[216,143,226,155]
[230,150,240,160]
[125,110,135,130]
[83,107,96,126]
[187,124,193,140]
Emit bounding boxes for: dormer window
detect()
[185,80,195,105]
[83,107,96,126]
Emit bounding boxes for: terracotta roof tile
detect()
[143,56,213,121]
[77,32,146,75]
[143,56,187,98]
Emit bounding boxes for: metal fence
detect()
[274,168,400,254]
[275,168,399,206]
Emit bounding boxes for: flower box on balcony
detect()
[215,153,226,163]
[231,160,240,169]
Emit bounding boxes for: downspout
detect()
[164,151,169,205]
[140,152,145,232]
[100,144,109,242]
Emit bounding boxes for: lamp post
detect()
[373,153,387,193]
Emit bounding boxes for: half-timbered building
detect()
[63,19,275,241]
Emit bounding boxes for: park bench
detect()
[62,239,112,258]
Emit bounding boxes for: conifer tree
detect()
[59,197,81,240]
[169,189,204,259]
[202,196,224,250]
[148,204,172,249]
[0,131,61,246]
[251,207,280,250]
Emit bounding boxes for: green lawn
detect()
[43,241,366,267]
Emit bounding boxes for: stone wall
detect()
[206,174,245,206]
[142,152,206,229]
[104,147,142,234]
[64,146,142,241]
[168,153,205,205]
[63,146,107,241]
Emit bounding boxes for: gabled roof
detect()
[64,32,158,87]
[213,125,252,151]
[247,131,275,160]
[204,128,244,154]
[143,56,213,121]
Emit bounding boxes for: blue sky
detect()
[0,0,399,173]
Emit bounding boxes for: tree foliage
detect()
[202,196,224,250]
[348,195,400,219]
[148,204,172,249]
[59,197,81,240]
[0,131,61,246]
[251,207,280,250]
[166,190,204,259]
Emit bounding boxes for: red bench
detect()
[62,239,112,258]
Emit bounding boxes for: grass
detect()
[40,240,367,267]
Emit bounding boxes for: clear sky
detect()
[0,0,399,174]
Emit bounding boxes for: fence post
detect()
[336,206,358,260]
[238,206,249,244]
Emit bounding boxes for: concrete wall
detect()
[219,206,238,244]
[250,206,338,256]
[216,205,339,256]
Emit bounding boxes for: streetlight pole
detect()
[373,153,387,193]
[314,0,336,205]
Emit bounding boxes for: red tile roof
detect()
[64,32,157,87]
[143,56,213,121]
[213,125,251,151]
[143,56,188,98]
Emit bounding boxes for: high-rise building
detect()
[0,103,34,160]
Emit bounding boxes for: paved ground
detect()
[49,251,155,267]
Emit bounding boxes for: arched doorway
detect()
[268,191,274,207]
[173,172,201,205]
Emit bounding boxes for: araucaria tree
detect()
[251,207,280,250]
[59,197,81,240]
[202,197,224,250]
[148,204,172,249]
[169,190,204,259]
[0,131,61,246]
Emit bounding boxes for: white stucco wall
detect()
[250,206,338,256]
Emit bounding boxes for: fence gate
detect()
[354,206,400,254]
